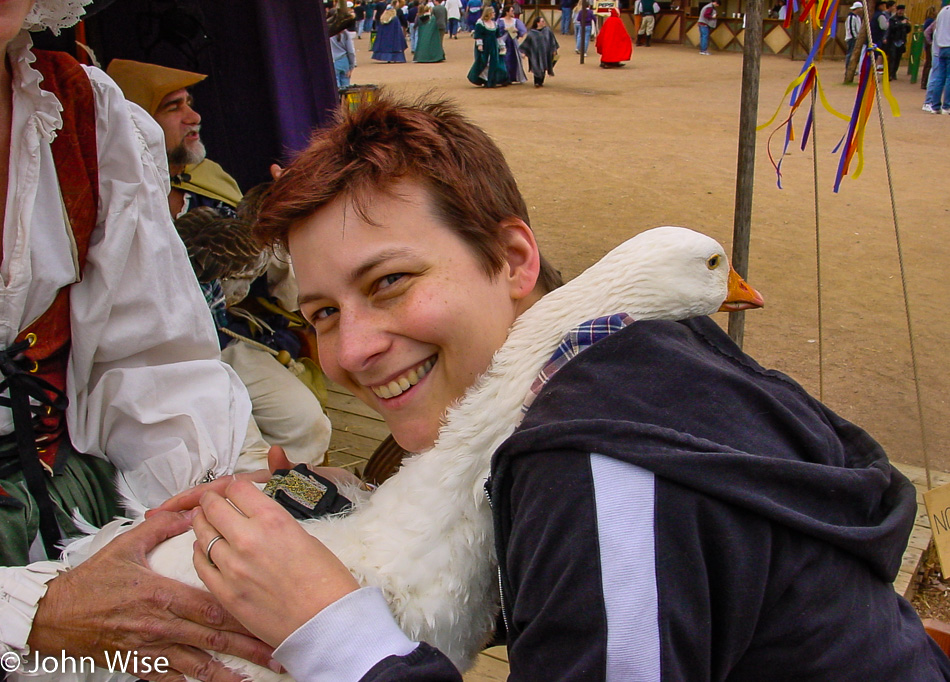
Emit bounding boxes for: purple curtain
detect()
[86,0,338,189]
[254,0,339,156]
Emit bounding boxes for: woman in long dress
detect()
[467,6,509,87]
[499,5,528,84]
[414,4,446,62]
[519,14,559,86]
[596,7,632,68]
[372,0,408,62]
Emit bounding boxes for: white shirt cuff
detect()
[0,562,66,655]
[274,587,418,682]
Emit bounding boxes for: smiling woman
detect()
[254,98,563,453]
[290,180,541,452]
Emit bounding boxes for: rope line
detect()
[853,0,931,488]
[869,61,932,490]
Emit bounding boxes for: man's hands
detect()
[28,511,277,682]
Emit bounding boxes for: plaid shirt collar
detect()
[522,312,634,414]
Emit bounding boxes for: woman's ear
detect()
[497,217,542,304]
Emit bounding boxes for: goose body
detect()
[28,227,761,682]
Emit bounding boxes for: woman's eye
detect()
[313,306,338,321]
[378,273,406,290]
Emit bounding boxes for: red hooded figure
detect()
[596,8,633,67]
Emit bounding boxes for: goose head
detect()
[560,226,764,324]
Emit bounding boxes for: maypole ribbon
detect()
[759,0,900,192]
[832,47,900,192]
[782,0,799,28]
[758,65,849,188]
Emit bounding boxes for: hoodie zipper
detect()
[484,480,510,636]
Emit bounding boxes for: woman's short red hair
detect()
[256,93,561,293]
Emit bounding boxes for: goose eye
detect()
[706,254,721,270]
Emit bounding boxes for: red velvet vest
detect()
[7,50,99,471]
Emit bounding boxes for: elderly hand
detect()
[193,479,360,648]
[28,511,277,682]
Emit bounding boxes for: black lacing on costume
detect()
[0,338,69,558]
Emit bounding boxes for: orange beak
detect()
[719,266,764,312]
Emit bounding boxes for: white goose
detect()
[36,226,763,682]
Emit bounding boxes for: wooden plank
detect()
[324,447,370,473]
[463,652,509,682]
[893,462,940,602]
[328,429,386,461]
[480,646,508,663]
[325,408,392,443]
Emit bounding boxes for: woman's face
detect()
[290,179,537,453]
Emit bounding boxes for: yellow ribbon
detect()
[757,65,850,132]
[873,47,902,117]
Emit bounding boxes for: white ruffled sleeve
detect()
[0,562,63,655]
[64,67,251,508]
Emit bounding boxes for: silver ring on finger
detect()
[205,534,225,568]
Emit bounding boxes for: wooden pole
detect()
[728,0,763,347]
[844,21,867,82]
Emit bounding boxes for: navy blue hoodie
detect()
[356,315,950,681]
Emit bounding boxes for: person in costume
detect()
[414,4,447,62]
[870,0,889,71]
[446,0,463,37]
[467,6,509,87]
[634,0,660,46]
[432,0,449,38]
[573,0,595,55]
[884,4,911,80]
[466,0,484,31]
[519,14,558,86]
[0,1,276,679]
[499,4,528,83]
[169,94,950,681]
[372,1,408,62]
[107,59,332,472]
[596,7,633,68]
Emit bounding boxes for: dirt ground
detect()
[351,30,950,474]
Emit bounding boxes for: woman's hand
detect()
[193,480,360,648]
[149,445,294,515]
[29,512,277,682]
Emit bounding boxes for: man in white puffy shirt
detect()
[0,1,274,680]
